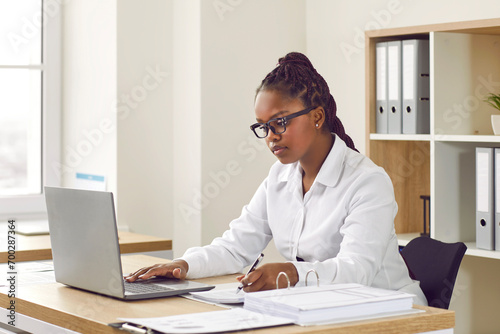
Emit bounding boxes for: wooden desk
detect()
[0,255,455,334]
[0,232,172,262]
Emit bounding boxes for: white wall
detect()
[170,0,306,257]
[198,0,306,249]
[116,0,174,238]
[172,0,202,257]
[61,0,306,258]
[62,0,117,193]
[305,1,500,332]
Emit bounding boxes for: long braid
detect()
[256,52,357,152]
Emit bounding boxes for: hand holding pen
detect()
[236,253,264,294]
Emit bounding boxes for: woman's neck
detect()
[301,133,334,190]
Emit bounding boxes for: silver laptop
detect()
[44,186,214,300]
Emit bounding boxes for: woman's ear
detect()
[313,107,326,129]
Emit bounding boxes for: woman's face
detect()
[254,90,318,165]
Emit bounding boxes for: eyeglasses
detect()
[250,106,317,139]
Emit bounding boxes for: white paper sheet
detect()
[0,261,55,286]
[118,308,293,334]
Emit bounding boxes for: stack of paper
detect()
[244,283,416,325]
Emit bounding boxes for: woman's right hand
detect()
[124,260,189,282]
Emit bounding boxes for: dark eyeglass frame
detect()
[250,106,317,139]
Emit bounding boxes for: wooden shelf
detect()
[366,18,500,258]
[365,18,500,39]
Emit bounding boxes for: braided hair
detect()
[256,52,357,152]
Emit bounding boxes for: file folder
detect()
[476,147,495,250]
[376,42,388,133]
[402,39,430,134]
[387,41,402,134]
[495,148,500,250]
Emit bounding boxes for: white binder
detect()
[244,283,416,326]
[387,41,402,134]
[402,39,430,134]
[476,147,495,250]
[376,42,388,134]
[495,148,500,250]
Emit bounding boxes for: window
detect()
[0,0,61,217]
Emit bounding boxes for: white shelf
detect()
[463,242,500,260]
[434,135,500,143]
[397,233,421,246]
[371,133,500,143]
[398,235,500,260]
[370,134,431,141]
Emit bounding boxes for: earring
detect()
[315,124,319,128]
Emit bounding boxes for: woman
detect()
[126,52,427,305]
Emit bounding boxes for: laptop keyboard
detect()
[124,280,175,294]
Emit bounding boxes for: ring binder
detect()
[476,147,495,250]
[244,283,418,326]
[276,272,290,290]
[402,39,430,134]
[305,269,319,287]
[376,42,389,133]
[387,40,402,134]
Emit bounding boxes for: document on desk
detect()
[188,282,245,304]
[0,261,55,286]
[116,308,293,334]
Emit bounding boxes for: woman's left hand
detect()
[236,262,299,292]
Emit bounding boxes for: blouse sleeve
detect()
[180,178,273,279]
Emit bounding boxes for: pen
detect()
[236,253,264,294]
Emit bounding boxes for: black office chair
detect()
[400,236,467,309]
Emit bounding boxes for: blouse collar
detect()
[277,133,347,189]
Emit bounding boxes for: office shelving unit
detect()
[365,18,500,260]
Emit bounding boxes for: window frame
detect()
[0,1,61,219]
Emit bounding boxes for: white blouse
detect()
[181,134,427,305]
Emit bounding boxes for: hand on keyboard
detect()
[124,260,189,282]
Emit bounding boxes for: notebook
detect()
[44,186,214,300]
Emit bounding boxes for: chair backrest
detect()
[400,236,467,309]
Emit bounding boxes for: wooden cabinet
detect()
[365,18,500,259]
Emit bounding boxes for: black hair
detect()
[256,52,357,152]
